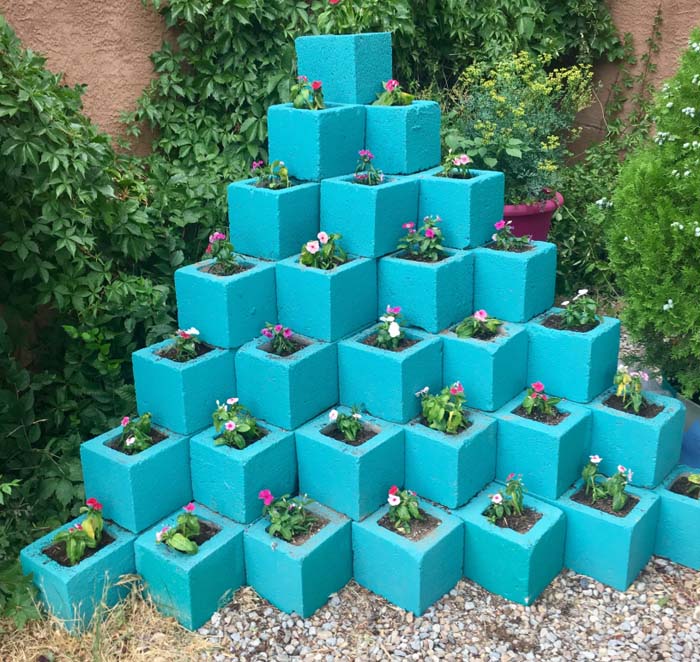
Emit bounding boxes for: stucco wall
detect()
[2,0,700,151]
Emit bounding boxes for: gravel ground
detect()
[198,558,700,661]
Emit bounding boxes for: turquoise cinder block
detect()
[352,501,463,615]
[244,502,352,617]
[174,257,276,349]
[190,422,297,524]
[365,101,441,175]
[296,407,405,520]
[20,518,135,633]
[654,465,700,569]
[268,103,365,181]
[227,179,320,260]
[442,322,528,412]
[295,32,392,105]
[404,411,497,509]
[338,328,442,424]
[473,241,557,323]
[80,425,192,533]
[276,255,377,342]
[320,175,419,258]
[416,168,505,249]
[132,339,236,435]
[377,249,473,333]
[455,485,565,605]
[589,389,685,488]
[553,480,660,591]
[494,393,591,500]
[235,335,338,430]
[527,311,621,403]
[135,505,245,630]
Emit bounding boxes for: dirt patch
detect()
[157,342,214,362]
[604,394,663,419]
[491,507,542,534]
[570,486,639,517]
[43,531,115,567]
[362,333,419,352]
[542,314,599,333]
[378,509,441,542]
[513,405,569,426]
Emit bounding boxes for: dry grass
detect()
[0,576,212,662]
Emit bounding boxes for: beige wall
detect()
[2,0,700,151]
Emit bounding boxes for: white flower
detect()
[662,299,674,311]
[415,386,429,397]
[589,454,602,464]
[352,412,362,420]
[125,436,135,447]
[667,102,674,108]
[379,315,394,323]
[328,409,338,422]
[387,494,401,506]
[561,300,570,307]
[627,469,634,482]
[388,321,401,338]
[617,464,627,474]
[490,493,503,505]
[227,397,239,405]
[185,327,200,336]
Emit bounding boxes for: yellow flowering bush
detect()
[444,52,592,203]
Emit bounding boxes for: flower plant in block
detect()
[291,75,325,110]
[250,159,292,190]
[576,455,635,515]
[397,214,445,263]
[155,502,209,555]
[354,149,384,186]
[372,79,414,106]
[211,396,266,450]
[48,498,105,566]
[453,309,504,341]
[416,381,470,434]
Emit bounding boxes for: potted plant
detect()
[228,159,320,261]
[588,366,685,487]
[526,291,621,403]
[442,309,528,411]
[320,150,419,258]
[135,503,245,630]
[268,77,365,181]
[244,492,352,617]
[190,397,297,523]
[132,327,236,435]
[296,406,405,520]
[443,52,592,240]
[174,232,276,349]
[456,475,565,605]
[80,413,193,533]
[654,466,700,569]
[338,306,442,423]
[378,217,473,333]
[20,498,136,632]
[235,324,338,430]
[473,220,556,323]
[352,487,464,615]
[555,456,660,591]
[363,79,441,174]
[415,153,505,249]
[276,233,377,342]
[404,382,497,508]
[294,31,391,104]
[494,383,592,500]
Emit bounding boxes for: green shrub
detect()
[607,28,700,398]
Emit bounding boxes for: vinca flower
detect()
[258,489,274,506]
[617,465,627,474]
[385,79,400,92]
[283,328,293,339]
[328,409,339,422]
[125,436,135,447]
[589,454,602,464]
[490,493,503,504]
[387,494,401,506]
[415,386,430,397]
[311,81,322,91]
[225,421,236,431]
[425,227,435,238]
[388,321,401,338]
[473,309,488,322]
[156,525,170,543]
[317,231,329,244]
[86,497,102,511]
[306,240,320,254]
[531,381,545,393]
[227,397,238,405]
[449,381,464,395]
[274,324,283,333]
[494,220,506,230]
[386,304,401,314]
[183,502,196,512]
[388,485,399,495]
[121,416,130,427]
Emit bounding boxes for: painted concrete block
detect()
[442,322,528,412]
[296,408,405,520]
[135,505,245,630]
[365,101,441,175]
[295,32,392,105]
[404,411,498,508]
[190,423,297,524]
[494,393,592,500]
[473,241,556,323]
[320,175,419,258]
[268,103,366,181]
[132,339,236,435]
[352,501,463,615]
[20,518,135,632]
[589,389,685,488]
[235,335,338,430]
[227,178,320,260]
[244,502,352,617]
[527,311,621,403]
[377,249,473,333]
[416,167,504,249]
[338,328,442,424]
[654,465,700,569]
[456,486,565,605]
[80,425,192,533]
[175,257,277,349]
[276,255,377,342]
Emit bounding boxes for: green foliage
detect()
[559,291,599,328]
[418,382,469,435]
[582,459,631,512]
[157,505,200,554]
[212,398,264,449]
[299,232,346,269]
[330,406,364,443]
[483,474,525,524]
[454,312,503,340]
[397,215,444,262]
[262,493,317,543]
[387,486,422,534]
[607,27,700,399]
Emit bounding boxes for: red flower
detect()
[329,0,340,4]
[178,330,191,339]
[531,381,545,393]
[388,485,399,495]
[311,80,322,91]
[507,473,515,481]
[86,497,103,511]
[183,502,195,513]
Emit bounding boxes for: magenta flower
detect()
[358,149,374,159]
[283,328,293,339]
[402,222,415,230]
[385,79,400,92]
[506,473,515,481]
[473,309,488,322]
[121,416,130,427]
[209,231,226,243]
[425,227,435,238]
[86,497,103,511]
[494,220,507,231]
[311,80,322,91]
[531,381,545,393]
[317,231,329,245]
[274,324,283,333]
[183,502,195,513]
[386,304,401,315]
[251,160,264,170]
[258,489,274,506]
[261,328,273,339]
[450,382,464,396]
[306,240,320,254]
[225,420,236,432]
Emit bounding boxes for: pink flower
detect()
[156,525,170,543]
[494,220,507,231]
[258,489,274,506]
[251,160,264,170]
[385,79,400,92]
[506,473,515,481]
[358,149,374,159]
[317,231,329,245]
[261,328,273,339]
[183,502,195,513]
[589,454,602,464]
[329,409,339,422]
[531,381,545,393]
[450,382,464,395]
[386,305,401,315]
[209,231,226,243]
[452,157,462,166]
[121,416,130,427]
[225,420,236,431]
[205,244,212,254]
[329,0,340,4]
[75,523,83,530]
[86,497,102,511]
[306,240,320,254]
[283,328,293,339]
[473,309,488,322]
[459,154,471,165]
[402,222,415,230]
[177,330,191,339]
[297,75,308,82]
[388,485,399,495]
[490,493,503,505]
[274,324,283,333]
[387,494,401,506]
[617,464,627,474]
[227,397,239,405]
[425,227,435,238]
[311,80,322,91]
[639,371,649,382]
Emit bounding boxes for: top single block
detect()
[295,32,392,104]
